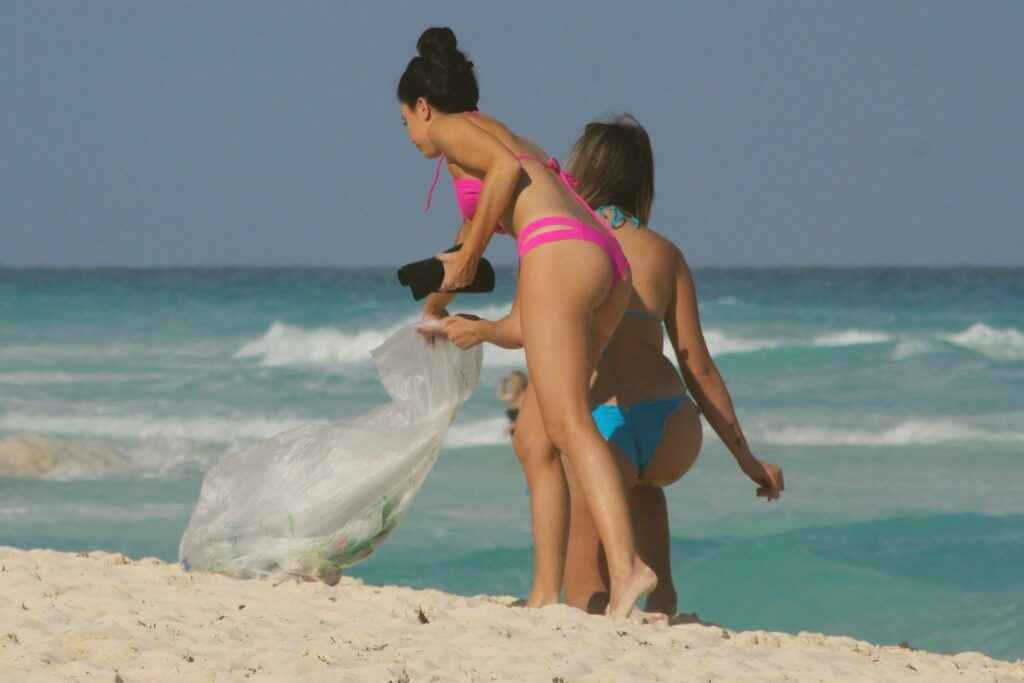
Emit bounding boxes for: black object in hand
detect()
[397,244,496,301]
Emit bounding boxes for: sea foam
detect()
[812,330,892,347]
[945,323,1024,362]
[757,419,1024,447]
[236,304,523,370]
[445,417,510,448]
[0,412,319,445]
[234,321,400,367]
[235,315,900,373]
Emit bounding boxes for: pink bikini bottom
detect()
[516,216,630,282]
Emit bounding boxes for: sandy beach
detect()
[1,547,1021,682]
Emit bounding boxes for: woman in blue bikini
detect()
[441,115,784,616]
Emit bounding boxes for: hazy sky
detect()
[4,2,1022,267]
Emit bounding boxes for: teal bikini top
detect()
[596,204,641,229]
[595,204,660,322]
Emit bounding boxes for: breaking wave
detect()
[757,419,1024,447]
[945,323,1024,362]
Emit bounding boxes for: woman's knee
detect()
[528,408,571,454]
[546,413,605,460]
[511,426,559,468]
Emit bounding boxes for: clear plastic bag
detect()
[179,325,481,581]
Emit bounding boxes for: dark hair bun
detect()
[417,27,473,71]
[417,27,456,61]
[397,26,479,113]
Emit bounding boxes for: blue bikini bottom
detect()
[592,395,687,473]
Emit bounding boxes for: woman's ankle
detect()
[525,587,560,607]
[609,556,655,582]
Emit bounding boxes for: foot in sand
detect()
[523,589,560,609]
[606,559,657,619]
[629,609,670,625]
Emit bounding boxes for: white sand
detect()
[2,547,1021,682]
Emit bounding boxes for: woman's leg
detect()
[510,386,567,607]
[518,239,654,618]
[634,397,703,613]
[563,448,637,614]
[630,486,676,615]
[565,398,703,613]
[563,455,607,613]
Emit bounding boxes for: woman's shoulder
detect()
[463,111,530,151]
[632,223,686,267]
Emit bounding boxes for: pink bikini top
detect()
[423,154,507,234]
[423,152,585,237]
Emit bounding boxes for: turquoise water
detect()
[1,267,1022,660]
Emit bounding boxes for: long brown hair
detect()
[567,114,655,225]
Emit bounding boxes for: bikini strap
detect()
[517,216,590,244]
[545,157,616,231]
[423,155,444,213]
[425,111,485,212]
[596,204,641,228]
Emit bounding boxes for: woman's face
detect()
[400,99,439,158]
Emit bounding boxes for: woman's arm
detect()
[665,249,784,499]
[478,309,523,349]
[664,250,752,461]
[441,297,523,350]
[422,219,472,319]
[429,115,521,291]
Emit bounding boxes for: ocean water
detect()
[1,267,1022,660]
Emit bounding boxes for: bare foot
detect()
[629,609,670,625]
[523,590,560,608]
[606,560,657,619]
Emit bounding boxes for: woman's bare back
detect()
[590,218,688,406]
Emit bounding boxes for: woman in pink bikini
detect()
[441,115,785,617]
[398,27,650,617]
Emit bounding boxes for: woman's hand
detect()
[437,249,479,292]
[417,305,450,345]
[440,314,486,350]
[737,455,785,501]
